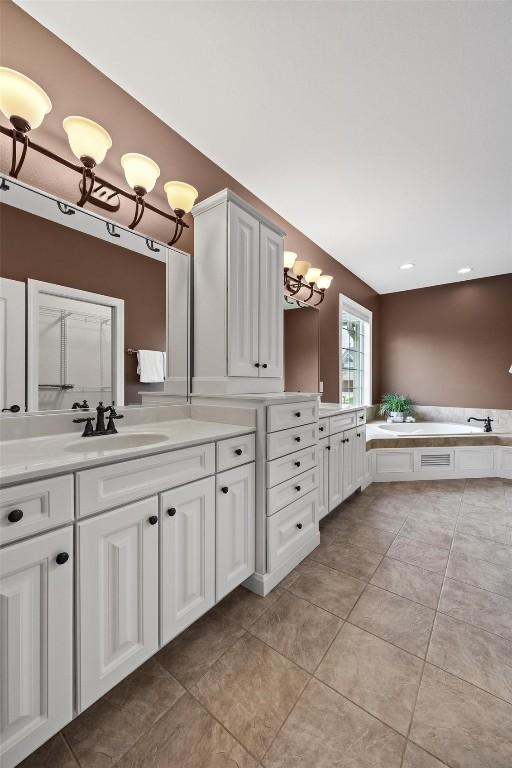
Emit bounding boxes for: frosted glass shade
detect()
[293,260,310,278]
[0,67,51,130]
[316,274,333,290]
[164,181,198,214]
[284,250,297,270]
[63,116,112,165]
[121,153,160,193]
[305,267,322,284]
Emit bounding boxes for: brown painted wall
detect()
[0,1,380,404]
[379,275,512,410]
[284,307,320,393]
[0,204,166,404]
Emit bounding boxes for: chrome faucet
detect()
[73,401,124,437]
[467,416,493,432]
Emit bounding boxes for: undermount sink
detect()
[65,432,169,453]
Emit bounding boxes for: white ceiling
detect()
[14,0,512,293]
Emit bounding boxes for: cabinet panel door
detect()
[0,528,73,768]
[342,428,357,500]
[328,433,344,512]
[77,497,159,711]
[0,277,25,414]
[258,224,283,378]
[318,437,330,521]
[216,464,255,601]
[160,477,215,645]
[228,203,260,377]
[354,426,365,489]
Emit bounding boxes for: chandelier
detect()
[284,251,333,305]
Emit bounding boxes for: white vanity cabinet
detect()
[318,436,330,520]
[320,410,367,517]
[160,476,216,645]
[76,496,160,711]
[0,527,73,768]
[216,463,255,601]
[192,189,285,394]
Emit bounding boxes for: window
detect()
[339,295,372,407]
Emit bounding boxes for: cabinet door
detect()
[0,528,73,768]
[0,277,25,414]
[318,437,330,521]
[77,497,159,712]
[228,203,260,377]
[328,432,344,512]
[216,463,255,601]
[354,426,365,489]
[258,224,283,378]
[160,477,215,645]
[342,428,358,500]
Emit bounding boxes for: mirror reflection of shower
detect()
[38,294,112,410]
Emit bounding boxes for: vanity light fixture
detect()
[0,67,52,177]
[457,266,472,274]
[399,263,415,270]
[121,153,160,229]
[283,255,332,305]
[0,67,196,246]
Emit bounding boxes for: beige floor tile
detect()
[331,522,397,554]
[284,558,365,618]
[439,578,512,641]
[117,692,257,768]
[316,623,423,735]
[456,514,512,545]
[387,536,449,574]
[262,678,405,768]
[215,586,283,629]
[402,742,449,767]
[64,658,184,768]
[460,502,512,528]
[339,504,407,533]
[192,634,309,759]
[349,585,435,657]
[410,664,512,768]
[446,551,512,598]
[371,557,443,609]
[250,591,342,672]
[157,608,245,688]
[18,735,78,768]
[452,531,512,569]
[309,537,383,580]
[427,613,512,703]
[399,518,454,549]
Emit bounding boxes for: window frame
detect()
[339,294,372,407]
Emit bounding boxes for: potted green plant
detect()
[379,393,413,422]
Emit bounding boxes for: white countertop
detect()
[319,403,365,417]
[0,419,255,485]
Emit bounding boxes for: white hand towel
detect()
[137,350,166,383]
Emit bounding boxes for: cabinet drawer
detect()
[216,433,255,472]
[318,418,329,437]
[0,474,73,546]
[76,443,215,517]
[356,409,366,425]
[266,444,318,488]
[267,467,319,516]
[267,400,318,432]
[330,412,357,434]
[267,489,318,571]
[267,423,318,460]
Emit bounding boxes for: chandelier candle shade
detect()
[305,267,322,284]
[293,260,311,279]
[284,250,298,270]
[0,68,197,247]
[316,274,333,290]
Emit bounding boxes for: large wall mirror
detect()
[283,296,320,393]
[0,177,190,414]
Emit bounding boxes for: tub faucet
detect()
[467,416,493,432]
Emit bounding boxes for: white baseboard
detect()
[243,531,320,596]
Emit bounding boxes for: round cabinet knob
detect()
[254,363,260,368]
[295,436,301,443]
[319,426,324,432]
[2,404,21,413]
[295,486,301,492]
[326,445,331,451]
[167,507,176,517]
[296,523,303,530]
[7,508,23,523]
[234,448,243,456]
[221,486,229,494]
[55,552,69,565]
[357,433,361,437]
[148,515,158,525]
[294,461,301,467]
[295,412,301,418]
[262,363,268,369]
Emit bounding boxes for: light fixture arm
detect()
[168,214,184,246]
[77,166,96,207]
[9,129,28,178]
[128,194,145,230]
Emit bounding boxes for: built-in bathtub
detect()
[377,422,484,436]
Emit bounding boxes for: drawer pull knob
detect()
[56,552,69,565]
[148,515,158,525]
[295,436,301,442]
[359,415,364,420]
[262,363,268,369]
[295,411,301,417]
[234,448,243,456]
[326,446,331,451]
[167,507,176,517]
[296,523,303,530]
[7,509,23,523]
[221,486,229,494]
[357,433,361,437]
[294,461,301,467]
[254,363,260,368]
[319,426,324,432]
[295,485,301,492]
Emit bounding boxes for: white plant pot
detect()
[390,412,405,423]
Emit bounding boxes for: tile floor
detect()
[21,478,512,768]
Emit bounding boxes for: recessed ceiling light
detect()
[457,267,473,274]
[399,263,414,270]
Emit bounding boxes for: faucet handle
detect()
[73,416,95,437]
